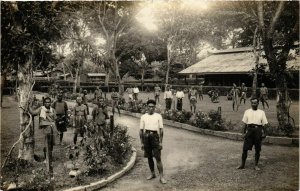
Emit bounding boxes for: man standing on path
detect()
[260,83,269,109]
[154,84,161,104]
[163,86,173,111]
[237,97,268,171]
[175,87,184,111]
[52,92,69,145]
[139,99,167,184]
[73,97,87,146]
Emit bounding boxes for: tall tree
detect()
[87,1,138,90]
[1,1,64,160]
[257,1,299,131]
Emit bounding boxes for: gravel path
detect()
[100,115,299,191]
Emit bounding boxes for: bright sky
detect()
[136,0,211,32]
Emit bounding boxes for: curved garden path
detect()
[100,115,299,191]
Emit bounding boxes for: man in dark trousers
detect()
[140,99,167,184]
[237,97,268,171]
[52,92,69,145]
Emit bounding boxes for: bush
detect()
[83,124,132,175]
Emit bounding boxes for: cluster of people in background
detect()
[229,82,269,111]
[32,81,270,162]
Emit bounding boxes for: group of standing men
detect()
[28,86,111,163]
[157,84,202,113]
[230,82,269,111]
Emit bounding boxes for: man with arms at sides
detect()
[52,92,69,145]
[237,97,268,171]
[154,84,161,104]
[73,97,87,146]
[139,99,167,184]
[92,97,109,147]
[175,87,184,111]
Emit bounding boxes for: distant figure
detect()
[198,84,203,100]
[163,86,173,111]
[126,86,134,102]
[175,87,184,111]
[240,83,247,104]
[189,86,198,113]
[259,83,269,109]
[133,86,140,101]
[82,89,89,115]
[94,87,103,102]
[111,88,121,116]
[154,84,162,104]
[230,83,240,111]
[52,92,69,145]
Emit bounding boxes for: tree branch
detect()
[268,1,285,38]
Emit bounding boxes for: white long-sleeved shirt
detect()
[140,113,163,131]
[164,91,173,99]
[176,91,185,99]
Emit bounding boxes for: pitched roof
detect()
[179,48,300,75]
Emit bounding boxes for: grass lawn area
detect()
[103,91,299,134]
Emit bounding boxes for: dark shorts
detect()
[243,125,263,151]
[56,115,67,132]
[260,94,268,102]
[143,130,161,160]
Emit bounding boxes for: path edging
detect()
[115,109,299,146]
[62,148,137,191]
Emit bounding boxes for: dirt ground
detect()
[100,114,299,191]
[1,92,299,191]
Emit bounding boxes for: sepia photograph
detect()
[1,0,299,190]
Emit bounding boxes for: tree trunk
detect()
[141,68,145,91]
[1,71,7,107]
[62,63,66,81]
[73,68,79,93]
[165,42,172,89]
[252,26,259,98]
[17,61,35,161]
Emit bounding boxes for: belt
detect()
[247,124,262,128]
[145,130,158,134]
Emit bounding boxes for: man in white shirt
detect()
[133,86,139,101]
[164,86,173,110]
[237,97,268,171]
[175,87,185,111]
[139,99,167,184]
